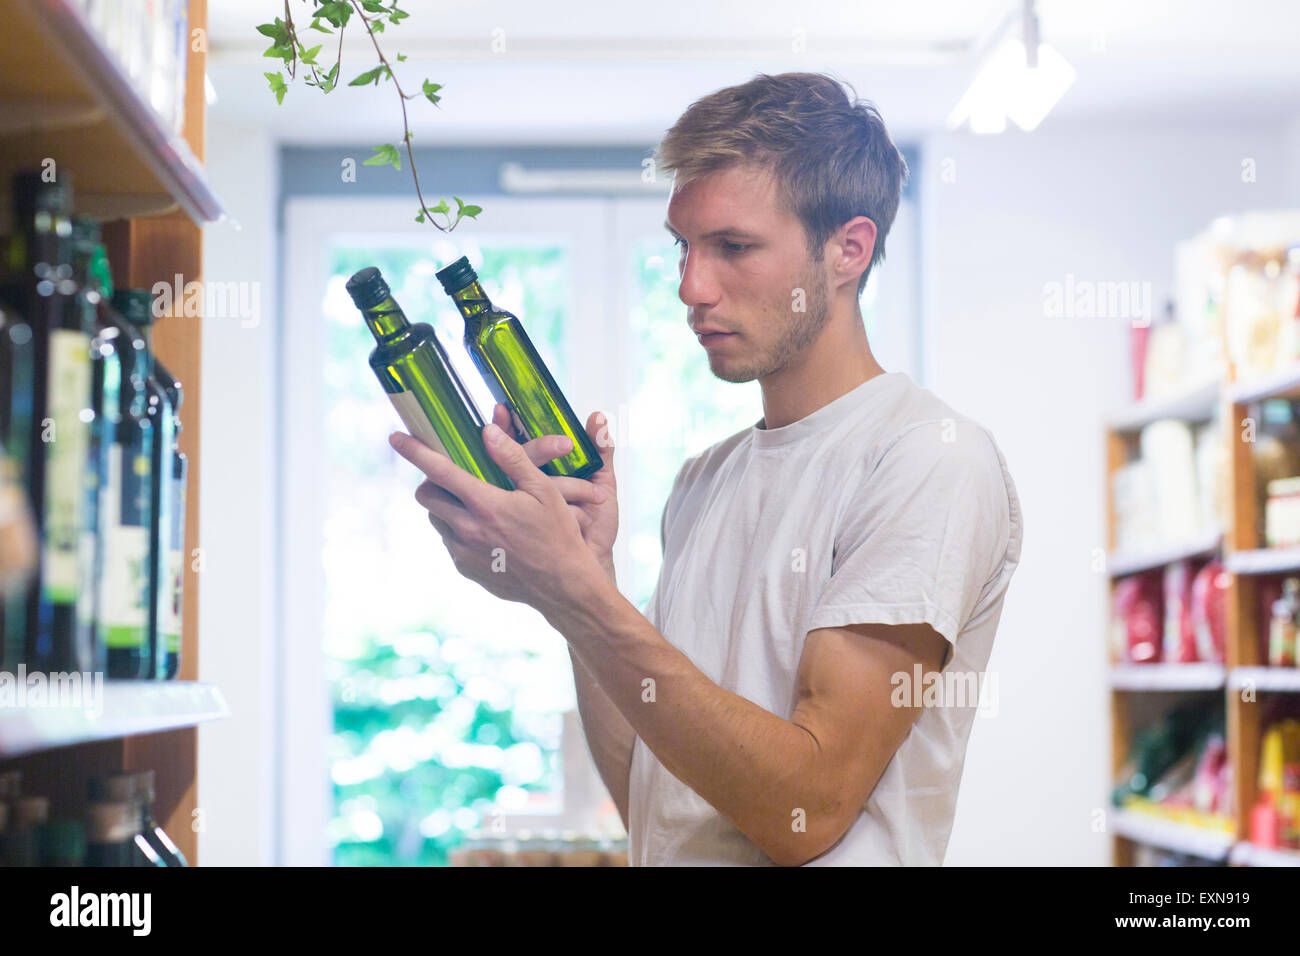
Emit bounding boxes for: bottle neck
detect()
[362,294,411,342]
[449,279,492,323]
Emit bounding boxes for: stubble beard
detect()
[708,263,831,384]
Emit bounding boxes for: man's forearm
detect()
[544,565,832,866]
[568,558,636,831]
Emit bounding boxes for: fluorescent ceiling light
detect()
[947,1,1074,134]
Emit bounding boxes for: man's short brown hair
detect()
[654,71,909,297]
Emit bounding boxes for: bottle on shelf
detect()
[122,283,187,681]
[0,172,99,676]
[346,267,512,491]
[41,819,86,866]
[0,795,48,866]
[84,800,165,867]
[436,256,603,480]
[71,219,121,678]
[89,770,186,866]
[1268,577,1299,667]
[87,259,155,680]
[111,289,179,680]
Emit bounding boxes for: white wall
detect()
[197,122,279,866]
[924,117,1300,865]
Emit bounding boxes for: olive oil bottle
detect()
[4,172,97,674]
[346,267,511,491]
[435,257,602,480]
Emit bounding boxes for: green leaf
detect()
[256,19,287,42]
[361,0,386,11]
[415,210,426,223]
[308,17,333,34]
[264,71,287,105]
[429,199,449,214]
[396,53,408,62]
[349,67,385,87]
[301,44,322,65]
[322,62,339,93]
[422,79,442,105]
[363,144,402,170]
[317,1,351,27]
[452,197,483,219]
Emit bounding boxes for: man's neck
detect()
[757,315,886,430]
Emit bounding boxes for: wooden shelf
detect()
[0,682,227,759]
[0,0,225,223]
[1229,842,1300,867]
[1226,364,1300,406]
[1107,379,1222,432]
[1108,808,1235,861]
[1108,531,1222,577]
[1110,664,1226,691]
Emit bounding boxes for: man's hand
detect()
[388,413,607,616]
[490,404,619,575]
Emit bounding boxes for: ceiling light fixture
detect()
[947,0,1075,134]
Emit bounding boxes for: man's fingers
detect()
[587,411,615,464]
[569,504,593,530]
[416,480,473,537]
[492,403,581,471]
[523,434,574,469]
[550,474,604,506]
[492,403,515,437]
[390,431,499,516]
[482,423,557,503]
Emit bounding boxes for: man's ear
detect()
[835,216,877,292]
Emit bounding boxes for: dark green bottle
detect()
[111,289,173,680]
[346,267,512,491]
[72,220,119,677]
[4,172,97,674]
[435,256,602,480]
[92,255,154,680]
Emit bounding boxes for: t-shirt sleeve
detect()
[806,419,1012,652]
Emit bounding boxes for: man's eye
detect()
[722,241,749,254]
[672,236,686,250]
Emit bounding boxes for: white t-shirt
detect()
[628,370,1023,866]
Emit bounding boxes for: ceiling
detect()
[205,0,1300,144]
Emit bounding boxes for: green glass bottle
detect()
[72,220,120,677]
[4,172,97,674]
[436,257,603,480]
[91,253,154,680]
[346,267,512,491]
[111,289,173,681]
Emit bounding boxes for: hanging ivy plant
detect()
[258,1,483,229]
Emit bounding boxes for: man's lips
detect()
[695,329,735,347]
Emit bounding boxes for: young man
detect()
[391,71,1022,866]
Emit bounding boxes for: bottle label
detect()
[99,443,150,649]
[164,462,185,653]
[42,329,93,604]
[388,389,452,458]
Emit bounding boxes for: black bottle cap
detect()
[112,289,158,327]
[346,266,392,310]
[435,256,477,294]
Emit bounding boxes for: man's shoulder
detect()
[673,422,754,492]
